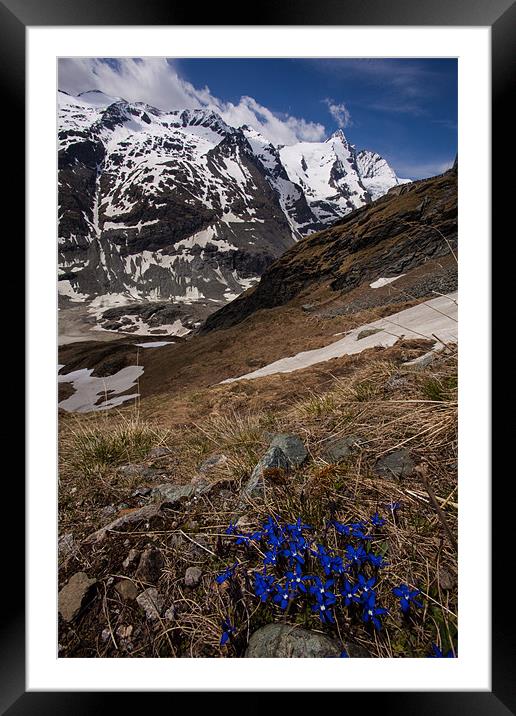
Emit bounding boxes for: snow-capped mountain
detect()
[58,90,408,335]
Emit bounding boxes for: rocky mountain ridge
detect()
[201,166,457,334]
[58,90,408,336]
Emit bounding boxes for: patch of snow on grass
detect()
[58,365,144,413]
[221,293,458,384]
[370,274,406,289]
[134,341,173,348]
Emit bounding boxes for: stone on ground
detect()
[58,572,96,622]
[136,588,163,620]
[269,434,308,467]
[374,449,415,479]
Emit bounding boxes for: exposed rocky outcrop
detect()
[201,169,457,333]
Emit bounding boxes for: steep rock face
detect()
[201,167,457,334]
[58,90,407,335]
[356,149,409,201]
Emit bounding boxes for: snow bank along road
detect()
[221,292,458,384]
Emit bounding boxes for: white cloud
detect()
[323,98,352,128]
[58,58,326,146]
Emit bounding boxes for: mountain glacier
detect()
[58,90,409,336]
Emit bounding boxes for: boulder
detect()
[245,623,369,658]
[374,449,415,479]
[269,434,308,467]
[241,446,291,499]
[58,572,96,622]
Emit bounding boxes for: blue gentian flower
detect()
[263,549,279,567]
[340,650,350,657]
[357,574,376,599]
[332,520,352,537]
[312,544,333,575]
[392,584,423,613]
[345,544,367,568]
[282,541,305,565]
[287,517,312,536]
[341,578,361,606]
[362,593,387,631]
[311,600,335,623]
[309,577,336,604]
[371,512,386,527]
[220,619,235,645]
[225,521,237,535]
[349,521,371,540]
[272,584,295,610]
[367,552,388,569]
[428,644,455,658]
[253,571,276,602]
[215,563,237,584]
[330,555,347,575]
[385,501,401,513]
[285,563,310,593]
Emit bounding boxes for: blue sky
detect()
[59,57,457,180]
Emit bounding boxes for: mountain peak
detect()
[327,128,349,146]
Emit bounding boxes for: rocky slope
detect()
[58,90,407,336]
[201,165,457,334]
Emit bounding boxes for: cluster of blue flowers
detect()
[217,512,405,643]
[215,509,457,657]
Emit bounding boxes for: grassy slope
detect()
[57,169,458,659]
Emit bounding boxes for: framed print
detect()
[6,0,508,708]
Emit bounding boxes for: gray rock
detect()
[374,449,415,479]
[184,566,202,588]
[134,548,164,584]
[85,502,164,544]
[147,447,171,459]
[118,464,158,479]
[269,434,308,467]
[198,454,228,473]
[245,623,369,658]
[58,532,77,564]
[122,549,140,570]
[438,567,456,591]
[151,481,210,504]
[302,303,316,313]
[115,579,139,601]
[164,606,176,622]
[384,373,410,392]
[132,486,152,497]
[245,624,340,658]
[322,435,361,463]
[241,446,291,499]
[136,588,163,620]
[100,505,117,519]
[58,572,96,622]
[357,327,382,341]
[404,351,437,369]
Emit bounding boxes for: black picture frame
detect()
[6,0,508,709]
